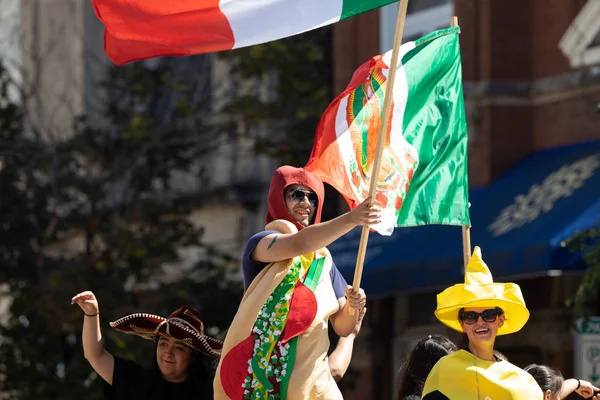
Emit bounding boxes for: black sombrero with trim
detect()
[110,306,222,358]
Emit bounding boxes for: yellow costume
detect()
[422,247,543,400]
[423,350,542,399]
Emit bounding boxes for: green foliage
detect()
[219,28,333,166]
[565,225,600,318]
[0,58,241,399]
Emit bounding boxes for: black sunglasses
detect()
[288,189,318,207]
[459,308,503,325]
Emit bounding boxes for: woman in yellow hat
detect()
[421,247,543,399]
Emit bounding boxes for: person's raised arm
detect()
[252,198,381,263]
[71,291,115,384]
[560,378,600,399]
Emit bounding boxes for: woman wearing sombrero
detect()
[421,247,543,399]
[71,291,222,400]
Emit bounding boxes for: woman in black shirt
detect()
[72,290,222,400]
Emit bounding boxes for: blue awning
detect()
[329,140,600,296]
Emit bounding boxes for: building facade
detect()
[332,1,600,399]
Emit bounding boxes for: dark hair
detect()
[524,364,563,398]
[396,335,458,400]
[139,338,216,399]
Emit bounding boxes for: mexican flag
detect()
[91,0,398,65]
[305,27,470,235]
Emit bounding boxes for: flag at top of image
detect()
[305,27,470,236]
[91,0,399,65]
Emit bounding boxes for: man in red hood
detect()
[214,165,380,400]
[243,165,379,334]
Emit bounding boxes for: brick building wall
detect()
[455,0,600,185]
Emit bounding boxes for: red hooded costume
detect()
[266,165,325,231]
[214,166,344,400]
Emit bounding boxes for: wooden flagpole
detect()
[462,225,471,269]
[450,15,459,29]
[351,0,410,298]
[449,15,472,269]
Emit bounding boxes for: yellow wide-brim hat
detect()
[434,246,529,335]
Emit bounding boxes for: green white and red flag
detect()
[91,0,398,65]
[305,27,470,235]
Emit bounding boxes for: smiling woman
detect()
[71,291,221,400]
[421,247,544,400]
[155,336,194,383]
